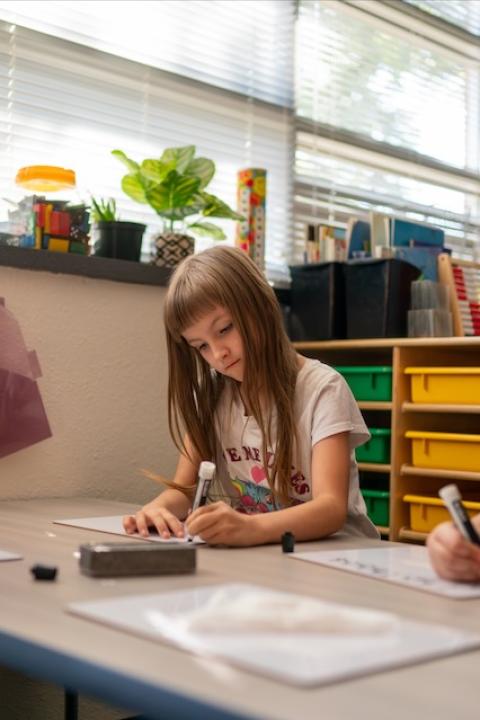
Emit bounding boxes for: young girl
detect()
[123,245,378,546]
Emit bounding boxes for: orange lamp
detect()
[15,165,76,192]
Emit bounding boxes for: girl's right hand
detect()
[427,518,480,582]
[122,500,185,540]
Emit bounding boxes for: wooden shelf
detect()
[358,401,392,411]
[294,337,480,351]
[358,462,390,473]
[398,527,427,543]
[293,337,480,542]
[402,402,480,414]
[401,464,480,481]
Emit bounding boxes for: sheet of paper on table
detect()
[54,515,204,545]
[290,545,480,599]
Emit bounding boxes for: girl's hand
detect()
[427,519,480,582]
[122,500,185,540]
[186,502,255,546]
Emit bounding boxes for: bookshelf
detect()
[293,337,480,543]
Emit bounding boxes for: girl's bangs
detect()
[165,275,224,341]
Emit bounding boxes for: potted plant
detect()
[90,197,146,262]
[112,145,244,267]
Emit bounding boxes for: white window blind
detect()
[0,0,293,107]
[0,1,294,267]
[403,0,480,35]
[294,0,480,261]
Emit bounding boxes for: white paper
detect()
[68,583,480,687]
[0,550,22,561]
[53,516,204,545]
[291,545,480,599]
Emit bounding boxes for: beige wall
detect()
[0,264,178,505]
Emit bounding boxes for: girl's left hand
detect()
[186,501,254,546]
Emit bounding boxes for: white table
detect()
[0,497,479,720]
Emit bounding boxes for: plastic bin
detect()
[405,430,480,472]
[288,262,346,341]
[334,366,393,401]
[403,494,480,533]
[344,258,421,338]
[405,367,480,405]
[356,428,391,463]
[361,489,390,526]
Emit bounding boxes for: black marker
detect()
[439,484,480,546]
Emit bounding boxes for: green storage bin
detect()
[334,365,393,401]
[361,489,390,526]
[356,428,391,464]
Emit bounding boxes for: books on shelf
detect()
[346,218,370,259]
[303,215,446,272]
[304,224,347,263]
[369,211,390,257]
[391,218,444,248]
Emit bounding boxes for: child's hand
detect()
[427,519,480,582]
[123,501,185,540]
[186,501,254,546]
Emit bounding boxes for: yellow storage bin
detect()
[405,367,480,405]
[404,494,480,533]
[405,430,480,472]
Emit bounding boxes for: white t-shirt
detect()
[213,358,379,539]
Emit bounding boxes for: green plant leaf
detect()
[146,171,201,215]
[140,159,173,183]
[159,145,196,173]
[187,221,226,240]
[111,149,140,174]
[199,191,245,221]
[90,196,118,222]
[121,175,148,204]
[184,158,215,189]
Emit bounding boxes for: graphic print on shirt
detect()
[223,444,311,512]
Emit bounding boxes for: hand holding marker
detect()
[439,484,480,546]
[188,461,216,540]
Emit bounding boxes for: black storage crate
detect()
[344,258,421,339]
[288,262,346,341]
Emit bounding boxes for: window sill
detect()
[0,246,171,287]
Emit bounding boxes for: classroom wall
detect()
[0,264,178,504]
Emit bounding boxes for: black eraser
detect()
[79,542,196,577]
[31,564,58,581]
[281,531,295,553]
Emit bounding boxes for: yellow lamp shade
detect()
[15,165,76,191]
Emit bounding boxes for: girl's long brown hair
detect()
[163,245,299,505]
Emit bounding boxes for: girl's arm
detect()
[123,436,199,539]
[186,432,350,546]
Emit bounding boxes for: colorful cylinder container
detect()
[235,168,266,269]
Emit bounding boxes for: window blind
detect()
[403,0,480,36]
[0,0,294,107]
[294,0,480,261]
[0,2,294,267]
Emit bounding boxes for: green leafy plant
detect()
[90,197,119,223]
[112,145,244,241]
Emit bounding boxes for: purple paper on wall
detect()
[0,298,52,459]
